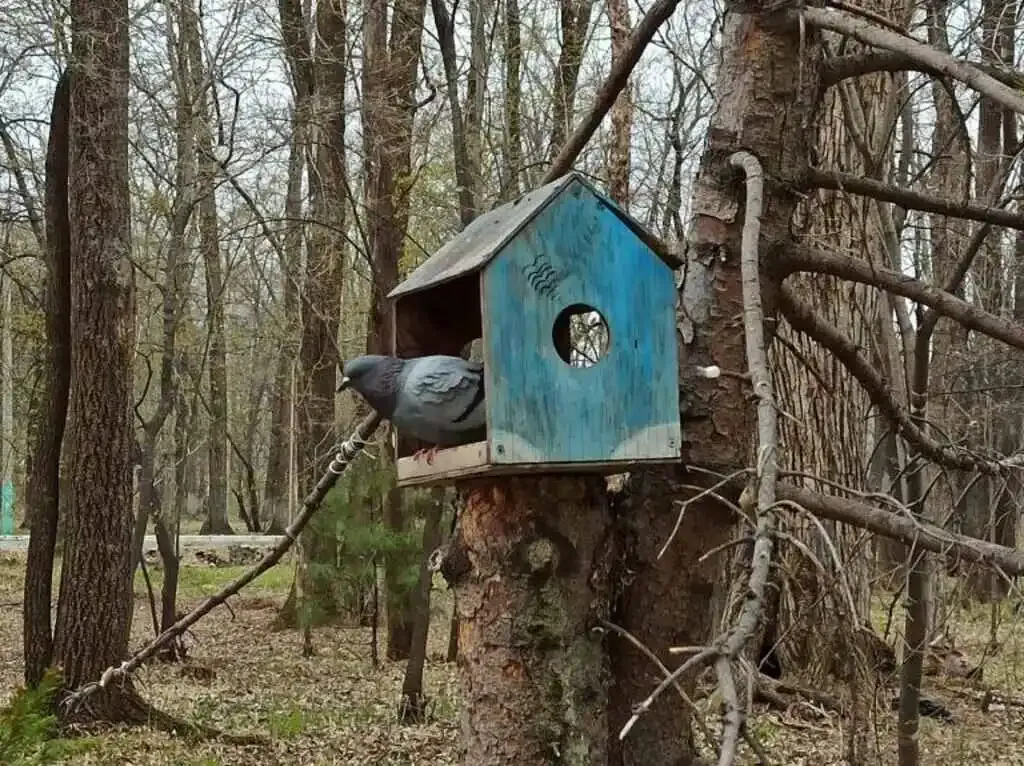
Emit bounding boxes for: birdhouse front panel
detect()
[481,180,681,465]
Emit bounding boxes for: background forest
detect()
[5,0,1024,763]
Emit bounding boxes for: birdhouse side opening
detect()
[391,272,488,482]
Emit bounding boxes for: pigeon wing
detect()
[393,356,486,444]
[409,358,484,422]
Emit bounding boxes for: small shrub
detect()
[0,668,98,765]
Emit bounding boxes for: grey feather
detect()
[340,354,486,447]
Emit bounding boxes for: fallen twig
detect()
[60,413,381,714]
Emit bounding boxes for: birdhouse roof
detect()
[388,172,679,300]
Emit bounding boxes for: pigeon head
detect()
[338,355,405,416]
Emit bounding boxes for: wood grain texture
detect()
[482,180,681,464]
[394,440,679,487]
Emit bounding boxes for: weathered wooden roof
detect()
[388,172,679,300]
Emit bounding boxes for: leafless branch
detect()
[807,168,1024,232]
[801,7,1024,114]
[778,284,1001,473]
[782,246,1024,351]
[777,484,1024,575]
[823,51,1024,91]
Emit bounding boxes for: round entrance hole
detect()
[552,304,610,368]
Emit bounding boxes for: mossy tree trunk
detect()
[443,477,613,764]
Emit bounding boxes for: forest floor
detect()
[3,551,1024,765]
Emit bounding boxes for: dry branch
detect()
[777,484,1024,576]
[620,152,777,766]
[777,285,1000,474]
[800,7,1024,114]
[808,168,1024,232]
[823,51,1024,91]
[783,246,1024,351]
[61,413,382,713]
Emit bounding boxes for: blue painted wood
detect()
[482,179,681,464]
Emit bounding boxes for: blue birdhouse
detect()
[388,172,682,487]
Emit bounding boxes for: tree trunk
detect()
[550,0,595,155]
[362,0,427,659]
[607,470,732,766]
[383,485,414,659]
[501,0,523,197]
[608,3,821,763]
[187,0,232,537]
[443,477,613,764]
[52,0,140,718]
[264,0,311,536]
[294,0,348,627]
[399,492,444,722]
[605,0,632,206]
[23,69,72,688]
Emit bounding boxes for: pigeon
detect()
[338,354,486,464]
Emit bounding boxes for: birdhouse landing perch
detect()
[388,172,683,488]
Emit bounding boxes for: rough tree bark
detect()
[22,69,71,688]
[51,0,141,719]
[608,3,821,764]
[443,477,614,763]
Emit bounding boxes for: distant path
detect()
[0,534,284,553]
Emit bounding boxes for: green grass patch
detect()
[134,562,294,601]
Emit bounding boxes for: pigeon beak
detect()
[337,376,351,392]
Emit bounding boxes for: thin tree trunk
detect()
[362,0,427,660]
[186,0,232,537]
[264,0,310,536]
[399,493,444,722]
[501,0,523,197]
[605,0,632,205]
[295,0,348,628]
[23,69,71,688]
[549,0,594,155]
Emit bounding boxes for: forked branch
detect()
[801,7,1024,114]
